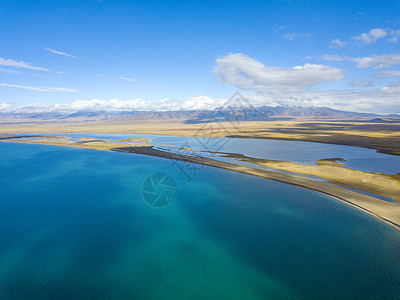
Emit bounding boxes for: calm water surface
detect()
[0,141,399,299]
[61,133,400,174]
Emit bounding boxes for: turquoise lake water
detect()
[0,141,400,299]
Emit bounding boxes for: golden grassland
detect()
[243,157,400,202]
[1,135,151,150]
[0,118,399,155]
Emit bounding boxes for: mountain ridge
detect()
[0,106,399,122]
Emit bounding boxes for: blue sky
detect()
[1,0,400,113]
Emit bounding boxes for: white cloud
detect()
[322,53,400,69]
[380,82,400,94]
[0,57,49,71]
[118,76,136,83]
[212,54,400,113]
[283,32,312,41]
[69,99,122,110]
[0,85,399,115]
[0,96,228,114]
[352,28,387,45]
[0,83,78,92]
[214,53,346,89]
[181,96,223,110]
[0,96,226,113]
[0,103,12,111]
[351,80,373,87]
[376,71,400,78]
[2,51,399,115]
[330,28,400,47]
[0,99,151,113]
[238,85,400,114]
[45,48,78,59]
[329,39,347,48]
[352,53,400,69]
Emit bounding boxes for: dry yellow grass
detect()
[250,159,400,202]
[1,118,398,154]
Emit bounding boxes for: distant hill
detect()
[0,106,399,123]
[367,118,400,123]
[182,106,382,123]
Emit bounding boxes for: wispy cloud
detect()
[329,39,347,48]
[94,73,112,80]
[48,87,78,92]
[96,75,136,82]
[119,76,136,83]
[0,84,49,92]
[0,68,21,74]
[351,80,373,87]
[376,71,400,78]
[322,53,400,69]
[388,30,400,43]
[321,54,344,61]
[0,83,78,92]
[45,48,78,59]
[0,57,49,71]
[283,32,312,41]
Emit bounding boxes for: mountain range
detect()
[0,106,399,123]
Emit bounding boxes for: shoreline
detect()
[226,134,400,157]
[0,117,399,157]
[2,136,400,231]
[113,146,400,231]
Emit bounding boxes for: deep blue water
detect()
[0,141,400,299]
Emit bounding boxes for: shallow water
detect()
[38,132,400,174]
[0,141,399,299]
